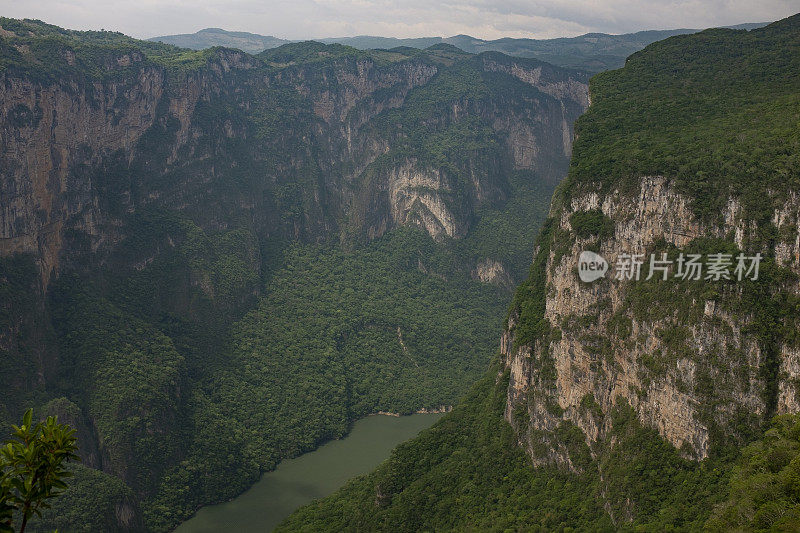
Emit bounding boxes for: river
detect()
[173,412,443,532]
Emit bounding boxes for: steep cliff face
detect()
[503,15,800,517]
[0,20,589,532]
[0,61,164,285]
[342,50,588,245]
[504,177,800,465]
[0,44,263,287]
[271,14,800,533]
[0,32,587,289]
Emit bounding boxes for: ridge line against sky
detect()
[152,23,767,44]
[0,1,797,42]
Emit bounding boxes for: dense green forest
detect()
[281,14,800,532]
[708,414,800,531]
[280,366,800,532]
[0,15,581,530]
[564,16,800,224]
[142,228,511,529]
[27,223,519,530]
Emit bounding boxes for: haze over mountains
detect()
[150,23,767,72]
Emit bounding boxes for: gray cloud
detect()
[0,0,797,40]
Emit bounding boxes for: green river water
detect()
[173,413,443,532]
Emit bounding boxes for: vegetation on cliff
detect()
[278,365,735,531]
[512,16,800,440]
[565,15,800,225]
[282,14,800,531]
[708,414,800,531]
[0,16,583,530]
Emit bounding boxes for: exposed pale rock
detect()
[388,163,458,240]
[472,258,514,288]
[504,176,800,463]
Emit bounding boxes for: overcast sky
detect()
[1,0,797,40]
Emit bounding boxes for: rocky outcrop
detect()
[349,60,588,243]
[388,163,459,240]
[1,42,588,285]
[472,258,514,289]
[480,54,589,109]
[0,64,165,286]
[504,176,800,463]
[0,47,264,287]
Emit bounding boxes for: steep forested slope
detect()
[0,18,586,531]
[280,14,800,531]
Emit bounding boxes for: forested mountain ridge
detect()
[280,14,800,531]
[0,17,587,531]
[150,23,768,73]
[0,18,587,284]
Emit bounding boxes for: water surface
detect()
[174,413,442,532]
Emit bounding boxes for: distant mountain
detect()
[148,27,289,53]
[318,35,443,50]
[438,27,768,71]
[323,30,707,71]
[150,23,768,72]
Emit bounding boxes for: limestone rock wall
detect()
[504,176,800,463]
